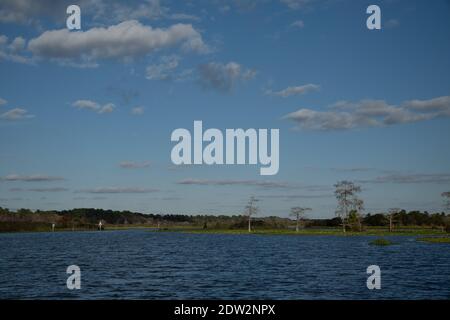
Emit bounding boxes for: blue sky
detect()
[0,0,449,218]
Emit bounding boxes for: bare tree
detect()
[442,192,450,212]
[334,181,363,233]
[290,207,311,232]
[244,196,259,232]
[387,208,400,232]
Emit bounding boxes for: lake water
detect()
[0,230,449,299]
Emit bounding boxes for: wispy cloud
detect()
[119,161,151,169]
[330,167,375,173]
[358,173,450,184]
[146,55,180,80]
[290,20,305,28]
[77,187,159,194]
[177,178,293,189]
[131,107,145,115]
[0,174,64,182]
[259,193,332,200]
[385,19,400,29]
[27,187,69,192]
[280,0,314,10]
[72,100,115,114]
[0,96,34,120]
[266,84,319,97]
[198,61,256,93]
[284,96,450,131]
[0,108,34,120]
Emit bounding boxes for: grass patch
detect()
[417,237,450,244]
[369,238,394,246]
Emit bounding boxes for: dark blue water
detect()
[0,230,449,299]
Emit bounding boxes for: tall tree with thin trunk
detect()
[334,181,363,233]
[442,192,450,212]
[387,208,400,232]
[244,196,259,232]
[290,207,311,232]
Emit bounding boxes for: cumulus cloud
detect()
[267,84,319,97]
[198,61,256,92]
[119,161,151,169]
[28,20,208,66]
[0,35,32,64]
[177,178,293,189]
[0,174,64,182]
[72,100,115,114]
[284,96,450,131]
[77,187,159,193]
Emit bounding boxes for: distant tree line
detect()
[306,211,449,229]
[1,190,450,233]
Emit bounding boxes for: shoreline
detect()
[168,227,448,237]
[2,226,446,237]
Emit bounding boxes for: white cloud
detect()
[131,107,145,115]
[280,0,314,10]
[284,96,450,131]
[0,97,7,106]
[267,84,319,97]
[403,96,450,115]
[28,20,208,66]
[198,61,256,92]
[72,100,115,114]
[0,108,34,120]
[9,36,26,53]
[290,20,304,28]
[98,103,115,114]
[0,34,32,64]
